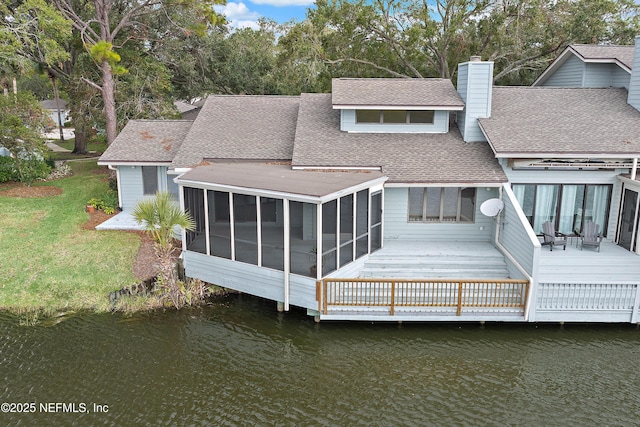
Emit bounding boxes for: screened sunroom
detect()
[176,163,387,280]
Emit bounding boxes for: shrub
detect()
[87,189,119,213]
[0,157,17,182]
[16,158,51,185]
[87,197,105,210]
[102,189,119,210]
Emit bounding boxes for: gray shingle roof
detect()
[177,162,386,199]
[292,94,507,184]
[479,87,640,157]
[98,120,193,163]
[331,78,465,109]
[171,95,299,168]
[571,44,634,70]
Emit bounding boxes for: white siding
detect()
[117,165,170,212]
[627,36,640,111]
[184,251,288,302]
[499,186,538,276]
[612,66,631,89]
[383,186,496,242]
[583,63,614,87]
[340,110,450,133]
[456,61,493,142]
[118,166,144,211]
[456,65,468,134]
[184,251,319,310]
[542,55,584,87]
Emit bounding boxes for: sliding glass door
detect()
[513,184,612,236]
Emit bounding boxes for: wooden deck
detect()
[317,239,640,322]
[359,240,511,279]
[538,241,640,283]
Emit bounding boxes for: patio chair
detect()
[542,221,566,251]
[580,221,603,252]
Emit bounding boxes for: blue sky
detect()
[215,0,315,29]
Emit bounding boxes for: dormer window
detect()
[355,110,435,125]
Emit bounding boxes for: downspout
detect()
[492,185,535,321]
[283,200,290,311]
[107,165,123,209]
[632,158,638,181]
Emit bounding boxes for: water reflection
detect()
[1,296,639,426]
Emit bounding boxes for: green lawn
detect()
[0,159,141,313]
[50,137,108,154]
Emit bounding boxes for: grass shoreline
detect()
[0,157,142,315]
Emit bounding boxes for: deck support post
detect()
[277,301,284,312]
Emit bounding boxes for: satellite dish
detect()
[480,198,504,217]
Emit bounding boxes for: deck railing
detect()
[316,278,530,316]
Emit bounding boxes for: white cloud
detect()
[215,2,262,29]
[250,0,314,6]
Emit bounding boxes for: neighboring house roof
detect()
[331,78,465,110]
[171,95,300,169]
[534,44,634,86]
[98,120,193,163]
[177,162,386,199]
[174,100,205,120]
[479,87,640,158]
[40,99,68,110]
[174,100,199,113]
[292,93,507,184]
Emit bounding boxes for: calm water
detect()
[1,294,639,426]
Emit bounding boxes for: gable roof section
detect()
[171,95,299,169]
[292,93,506,184]
[331,78,465,110]
[534,44,633,86]
[571,44,634,70]
[98,120,193,164]
[479,87,640,158]
[177,162,386,201]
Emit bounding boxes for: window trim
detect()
[355,109,435,125]
[142,166,158,196]
[511,183,612,237]
[408,187,476,223]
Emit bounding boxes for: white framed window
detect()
[355,110,435,124]
[142,166,158,195]
[408,187,476,223]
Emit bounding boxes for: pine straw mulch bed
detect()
[1,182,156,282]
[0,184,63,198]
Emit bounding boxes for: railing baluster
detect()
[319,278,529,315]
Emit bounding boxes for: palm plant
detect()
[133,191,195,307]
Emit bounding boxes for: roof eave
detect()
[332,104,464,111]
[97,160,173,166]
[493,152,640,159]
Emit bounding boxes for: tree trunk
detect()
[51,75,65,142]
[101,61,117,145]
[73,126,88,154]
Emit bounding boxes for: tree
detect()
[307,0,640,85]
[1,0,72,143]
[0,92,50,184]
[133,191,195,308]
[51,0,226,145]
